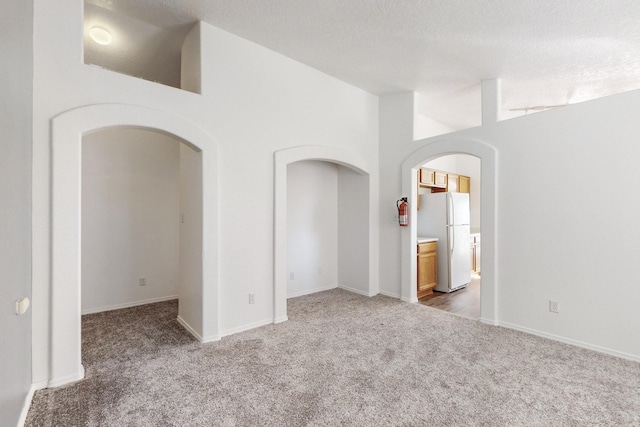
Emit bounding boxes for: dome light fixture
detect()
[89,26,112,45]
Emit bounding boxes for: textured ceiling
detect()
[84,0,640,129]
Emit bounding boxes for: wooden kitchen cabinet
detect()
[470,234,481,274]
[417,241,438,298]
[434,171,447,188]
[459,175,470,193]
[419,168,435,186]
[447,174,459,192]
[418,167,470,195]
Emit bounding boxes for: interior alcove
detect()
[81,128,183,314]
[273,146,377,323]
[83,0,200,93]
[49,104,219,387]
[401,138,497,324]
[286,160,370,299]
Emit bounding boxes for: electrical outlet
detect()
[139,277,147,287]
[549,300,559,313]
[318,266,322,274]
[249,293,256,304]
[289,272,295,280]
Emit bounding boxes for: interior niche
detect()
[83,1,200,93]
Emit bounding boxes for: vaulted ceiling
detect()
[84,0,640,129]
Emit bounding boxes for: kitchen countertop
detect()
[417,236,439,243]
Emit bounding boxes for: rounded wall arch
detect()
[49,104,219,387]
[274,145,378,322]
[401,138,497,324]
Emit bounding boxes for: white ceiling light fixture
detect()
[89,26,112,45]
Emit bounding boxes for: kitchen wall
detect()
[287,160,339,297]
[32,1,379,385]
[0,0,33,423]
[81,128,181,313]
[380,89,640,361]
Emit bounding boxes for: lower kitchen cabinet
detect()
[417,241,438,298]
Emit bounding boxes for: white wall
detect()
[378,93,416,299]
[0,0,33,422]
[380,89,640,360]
[180,22,201,94]
[178,143,204,336]
[337,166,370,295]
[414,113,456,140]
[81,129,180,313]
[32,2,378,384]
[287,161,338,298]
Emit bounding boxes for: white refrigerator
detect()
[417,192,471,293]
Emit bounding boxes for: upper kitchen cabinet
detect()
[447,174,459,192]
[459,175,470,193]
[419,168,435,186]
[434,170,448,188]
[419,168,469,194]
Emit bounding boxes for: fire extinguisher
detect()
[396,197,409,226]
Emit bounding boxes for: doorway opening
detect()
[400,138,497,325]
[273,146,377,323]
[286,160,369,299]
[81,128,200,367]
[49,104,218,387]
[416,154,481,319]
[81,128,183,315]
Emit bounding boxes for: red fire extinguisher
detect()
[397,197,409,226]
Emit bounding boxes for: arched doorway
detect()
[273,146,378,323]
[401,138,497,324]
[49,104,219,387]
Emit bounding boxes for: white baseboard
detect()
[499,321,640,363]
[177,315,202,341]
[480,317,499,326]
[378,289,401,299]
[221,318,273,338]
[176,315,220,343]
[47,365,85,388]
[273,315,288,324]
[82,295,178,315]
[18,380,47,427]
[338,284,376,297]
[287,284,337,299]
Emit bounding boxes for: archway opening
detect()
[286,160,370,300]
[401,138,496,324]
[49,104,218,387]
[274,146,377,323]
[415,153,482,319]
[80,126,202,365]
[81,128,183,314]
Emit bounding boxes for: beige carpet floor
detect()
[26,289,640,426]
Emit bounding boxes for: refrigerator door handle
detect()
[449,226,454,256]
[449,194,455,225]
